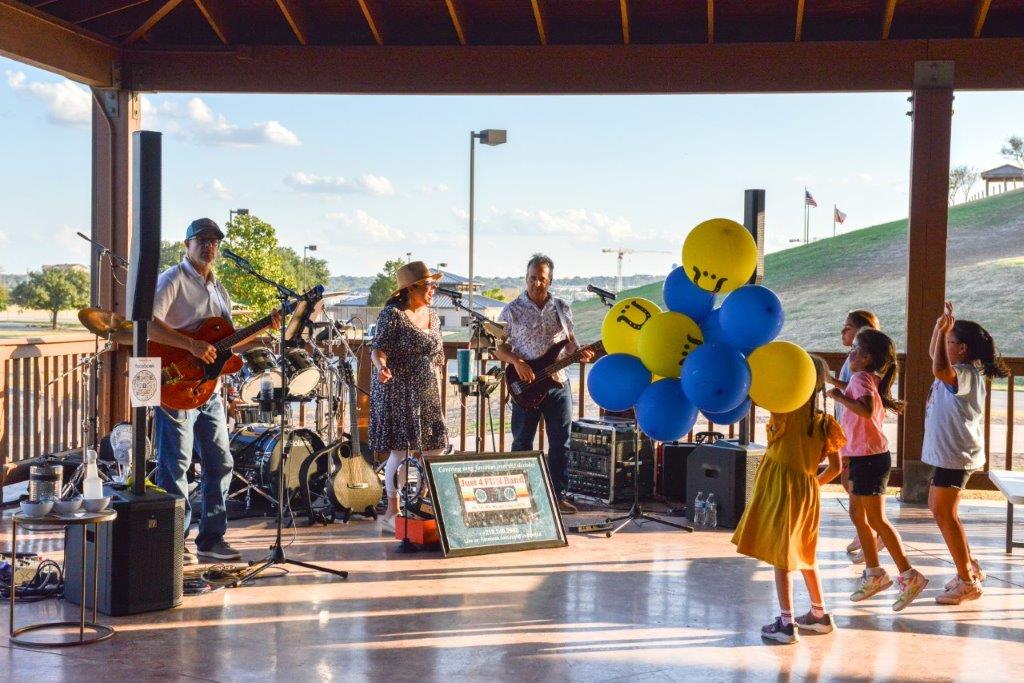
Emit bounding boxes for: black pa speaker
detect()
[64,487,184,616]
[685,440,766,529]
[126,130,162,322]
[658,441,699,501]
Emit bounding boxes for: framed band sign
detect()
[424,451,567,558]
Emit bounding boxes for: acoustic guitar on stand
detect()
[504,339,604,410]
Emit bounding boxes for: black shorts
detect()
[847,452,891,496]
[932,466,973,490]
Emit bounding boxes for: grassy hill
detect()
[572,190,1024,356]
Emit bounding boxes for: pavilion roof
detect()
[981,164,1024,180]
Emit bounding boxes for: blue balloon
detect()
[635,378,699,442]
[663,266,715,323]
[719,285,785,350]
[701,397,752,426]
[587,353,652,412]
[699,307,726,346]
[681,344,752,413]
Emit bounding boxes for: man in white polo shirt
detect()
[149,218,278,564]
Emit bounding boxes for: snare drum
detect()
[238,347,283,402]
[230,423,325,494]
[281,348,322,397]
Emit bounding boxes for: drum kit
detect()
[76,298,381,525]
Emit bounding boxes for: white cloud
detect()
[56,225,89,261]
[5,70,90,127]
[327,210,406,242]
[418,183,450,194]
[140,95,300,147]
[286,172,395,197]
[194,178,233,201]
[481,207,644,241]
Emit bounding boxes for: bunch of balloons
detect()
[588,218,817,442]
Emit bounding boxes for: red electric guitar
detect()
[504,339,604,410]
[151,304,294,411]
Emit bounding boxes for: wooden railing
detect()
[437,343,1023,480]
[1,335,99,467]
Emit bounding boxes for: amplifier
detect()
[65,487,184,616]
[685,440,766,529]
[659,441,699,501]
[566,417,654,504]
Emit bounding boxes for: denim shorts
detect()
[847,452,891,496]
[932,466,974,490]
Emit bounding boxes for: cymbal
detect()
[78,308,133,345]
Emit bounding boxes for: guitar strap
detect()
[552,297,573,346]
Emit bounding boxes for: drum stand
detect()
[232,270,347,586]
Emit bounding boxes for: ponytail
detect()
[878,361,905,415]
[855,328,905,415]
[953,320,1010,378]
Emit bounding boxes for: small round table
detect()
[9,508,117,647]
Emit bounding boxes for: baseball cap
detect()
[185,218,225,240]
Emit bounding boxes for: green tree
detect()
[278,246,330,292]
[160,240,186,271]
[1001,135,1024,171]
[11,266,90,328]
[366,259,406,306]
[0,284,8,311]
[482,287,506,301]
[217,213,287,324]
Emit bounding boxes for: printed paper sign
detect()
[129,357,161,407]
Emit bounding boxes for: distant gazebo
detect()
[981,164,1024,195]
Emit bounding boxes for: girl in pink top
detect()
[828,328,928,612]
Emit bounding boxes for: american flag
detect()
[834,206,847,224]
[805,190,818,208]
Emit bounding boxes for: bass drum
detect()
[230,424,325,495]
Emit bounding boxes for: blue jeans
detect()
[511,381,573,496]
[154,394,233,550]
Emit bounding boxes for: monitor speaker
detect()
[126,130,162,322]
[64,487,183,616]
[685,440,766,529]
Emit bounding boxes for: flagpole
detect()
[803,188,809,244]
[833,204,836,238]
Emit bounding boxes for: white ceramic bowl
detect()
[54,498,83,515]
[83,496,112,513]
[20,500,54,517]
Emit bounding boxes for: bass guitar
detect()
[151,295,307,411]
[504,339,604,410]
[330,358,383,521]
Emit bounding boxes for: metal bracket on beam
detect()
[913,60,954,89]
[93,88,119,119]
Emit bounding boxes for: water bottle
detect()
[693,491,706,528]
[706,493,718,529]
[83,449,103,500]
[260,370,273,404]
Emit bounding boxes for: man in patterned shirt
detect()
[495,254,594,512]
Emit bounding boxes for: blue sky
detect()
[2,55,1023,278]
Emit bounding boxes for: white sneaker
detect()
[936,576,982,605]
[850,569,893,602]
[381,514,396,534]
[893,569,929,612]
[945,559,986,591]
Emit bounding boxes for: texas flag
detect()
[834,206,847,224]
[805,190,818,208]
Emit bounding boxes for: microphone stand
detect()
[230,257,348,586]
[447,292,500,453]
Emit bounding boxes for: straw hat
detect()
[390,261,442,298]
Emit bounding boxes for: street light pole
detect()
[228,207,249,228]
[302,244,317,290]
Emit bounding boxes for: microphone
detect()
[587,283,616,300]
[437,286,463,300]
[222,247,251,270]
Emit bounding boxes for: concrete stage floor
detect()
[2,493,1023,681]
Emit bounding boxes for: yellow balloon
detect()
[748,341,816,414]
[637,312,703,379]
[682,218,757,294]
[601,297,663,357]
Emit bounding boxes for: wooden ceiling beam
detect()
[795,0,805,42]
[356,0,384,46]
[445,0,467,46]
[275,0,308,45]
[121,38,1024,94]
[707,0,714,44]
[0,0,120,86]
[78,1,152,25]
[125,0,183,44]
[620,0,630,45]
[194,0,233,45]
[882,0,897,40]
[973,0,992,39]
[530,0,547,46]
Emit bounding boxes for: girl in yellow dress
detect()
[732,356,844,644]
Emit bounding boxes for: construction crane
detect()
[602,247,671,293]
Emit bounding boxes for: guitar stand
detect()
[603,424,693,538]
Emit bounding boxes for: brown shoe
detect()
[557,499,578,514]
